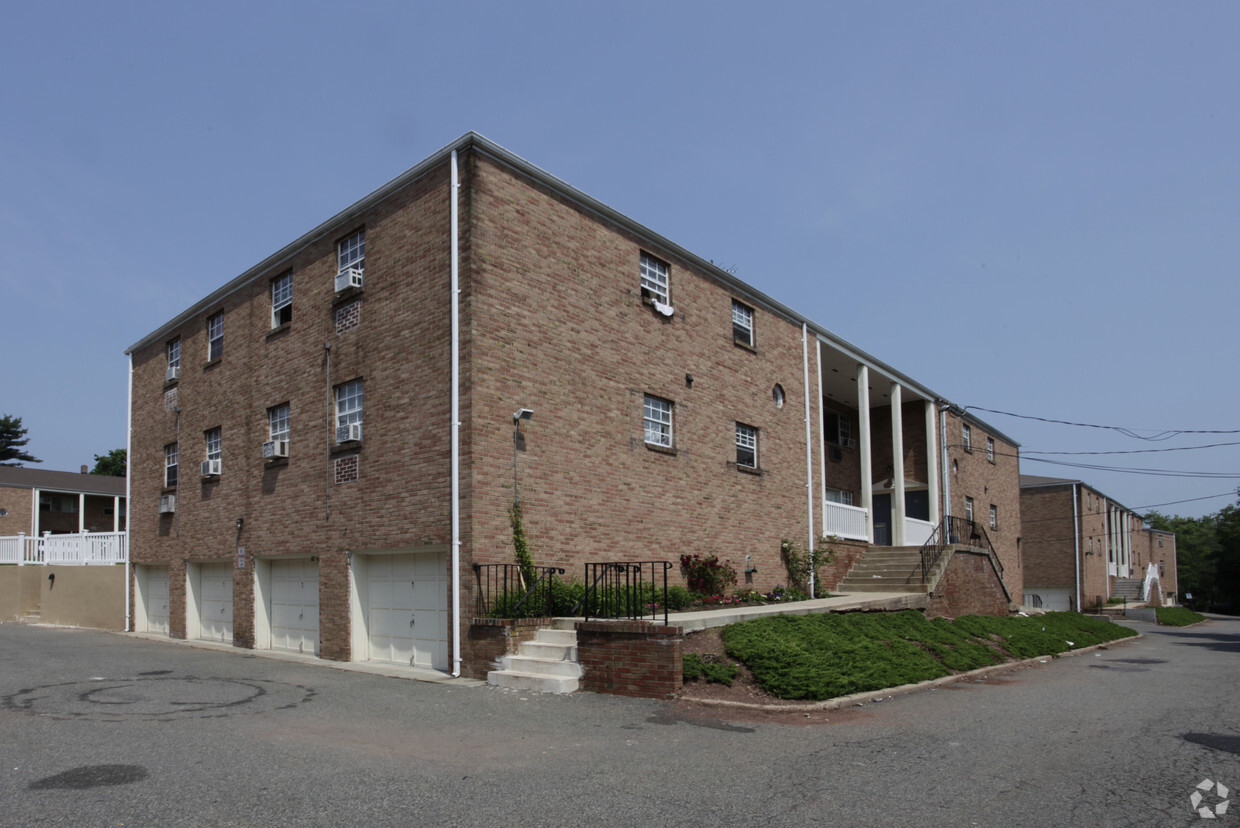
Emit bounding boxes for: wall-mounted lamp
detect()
[513,408,534,506]
[685,373,694,388]
[235,517,244,532]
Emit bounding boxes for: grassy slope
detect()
[718,610,1138,701]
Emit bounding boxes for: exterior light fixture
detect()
[513,409,534,505]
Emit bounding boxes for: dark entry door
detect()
[873,493,892,546]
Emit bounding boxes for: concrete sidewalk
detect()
[661,590,928,632]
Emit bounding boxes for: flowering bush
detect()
[679,553,738,597]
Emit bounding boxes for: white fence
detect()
[0,532,128,565]
[823,501,869,541]
[904,517,936,548]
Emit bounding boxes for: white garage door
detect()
[198,562,233,642]
[366,552,447,670]
[144,566,170,634]
[271,559,319,655]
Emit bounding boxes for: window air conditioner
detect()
[336,423,363,444]
[842,437,856,450]
[158,494,176,514]
[262,440,289,459]
[166,366,180,382]
[200,459,222,477]
[334,267,364,292]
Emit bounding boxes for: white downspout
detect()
[450,150,462,677]
[124,354,133,632]
[802,324,815,596]
[815,338,826,538]
[939,405,950,519]
[1073,483,1081,612]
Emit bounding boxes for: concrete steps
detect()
[1111,578,1144,602]
[838,547,930,594]
[487,628,582,694]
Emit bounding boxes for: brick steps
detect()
[488,628,582,694]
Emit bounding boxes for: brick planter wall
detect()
[575,620,683,698]
[464,617,549,681]
[817,538,869,591]
[925,550,1010,619]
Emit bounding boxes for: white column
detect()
[79,493,86,532]
[113,495,121,532]
[925,400,940,526]
[31,488,39,536]
[891,383,906,547]
[857,364,873,543]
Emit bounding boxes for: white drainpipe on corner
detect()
[802,324,815,595]
[450,149,462,677]
[1073,483,1082,612]
[124,353,133,632]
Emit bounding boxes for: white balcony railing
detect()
[0,532,128,565]
[823,501,869,541]
[904,517,936,547]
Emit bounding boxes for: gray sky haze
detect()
[2,1,1237,517]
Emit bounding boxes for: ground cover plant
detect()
[1155,606,1206,626]
[706,610,1137,701]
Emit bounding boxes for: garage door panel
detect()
[198,562,233,642]
[270,559,319,655]
[144,567,170,635]
[364,552,446,669]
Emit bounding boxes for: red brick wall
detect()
[946,412,1022,603]
[924,550,1010,618]
[463,617,549,680]
[129,162,458,653]
[0,487,34,536]
[818,537,868,590]
[463,154,821,593]
[575,620,683,697]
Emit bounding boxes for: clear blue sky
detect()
[3,1,1237,518]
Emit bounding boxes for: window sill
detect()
[264,457,289,468]
[736,464,763,476]
[644,442,677,456]
[330,442,363,457]
[733,338,757,353]
[203,358,222,373]
[163,377,179,390]
[161,486,177,495]
[266,322,291,341]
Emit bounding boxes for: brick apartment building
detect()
[124,132,1021,676]
[1021,474,1177,611]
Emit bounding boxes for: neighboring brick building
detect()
[1020,474,1177,610]
[124,132,1020,676]
[0,466,127,537]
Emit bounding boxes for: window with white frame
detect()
[639,252,669,305]
[732,301,754,347]
[824,410,853,447]
[205,427,222,464]
[964,496,974,523]
[643,394,673,448]
[166,338,180,376]
[269,403,290,443]
[207,312,224,361]
[989,504,998,530]
[165,443,178,487]
[986,437,995,463]
[825,488,855,506]
[335,379,364,439]
[338,229,365,275]
[735,423,757,469]
[271,272,292,327]
[962,423,972,452]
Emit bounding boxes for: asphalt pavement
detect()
[1,615,1238,827]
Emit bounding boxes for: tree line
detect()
[1146,495,1240,614]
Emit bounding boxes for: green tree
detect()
[91,448,127,477]
[0,414,41,466]
[1147,491,1240,614]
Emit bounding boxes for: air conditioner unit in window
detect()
[200,459,222,477]
[166,366,180,382]
[262,440,289,459]
[336,423,362,444]
[842,437,856,450]
[334,267,364,292]
[158,494,176,514]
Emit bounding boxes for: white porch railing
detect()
[823,501,869,541]
[0,532,128,565]
[1142,562,1162,606]
[904,517,935,547]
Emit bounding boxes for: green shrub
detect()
[683,653,740,686]
[1155,606,1206,626]
[679,553,737,597]
[665,585,694,611]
